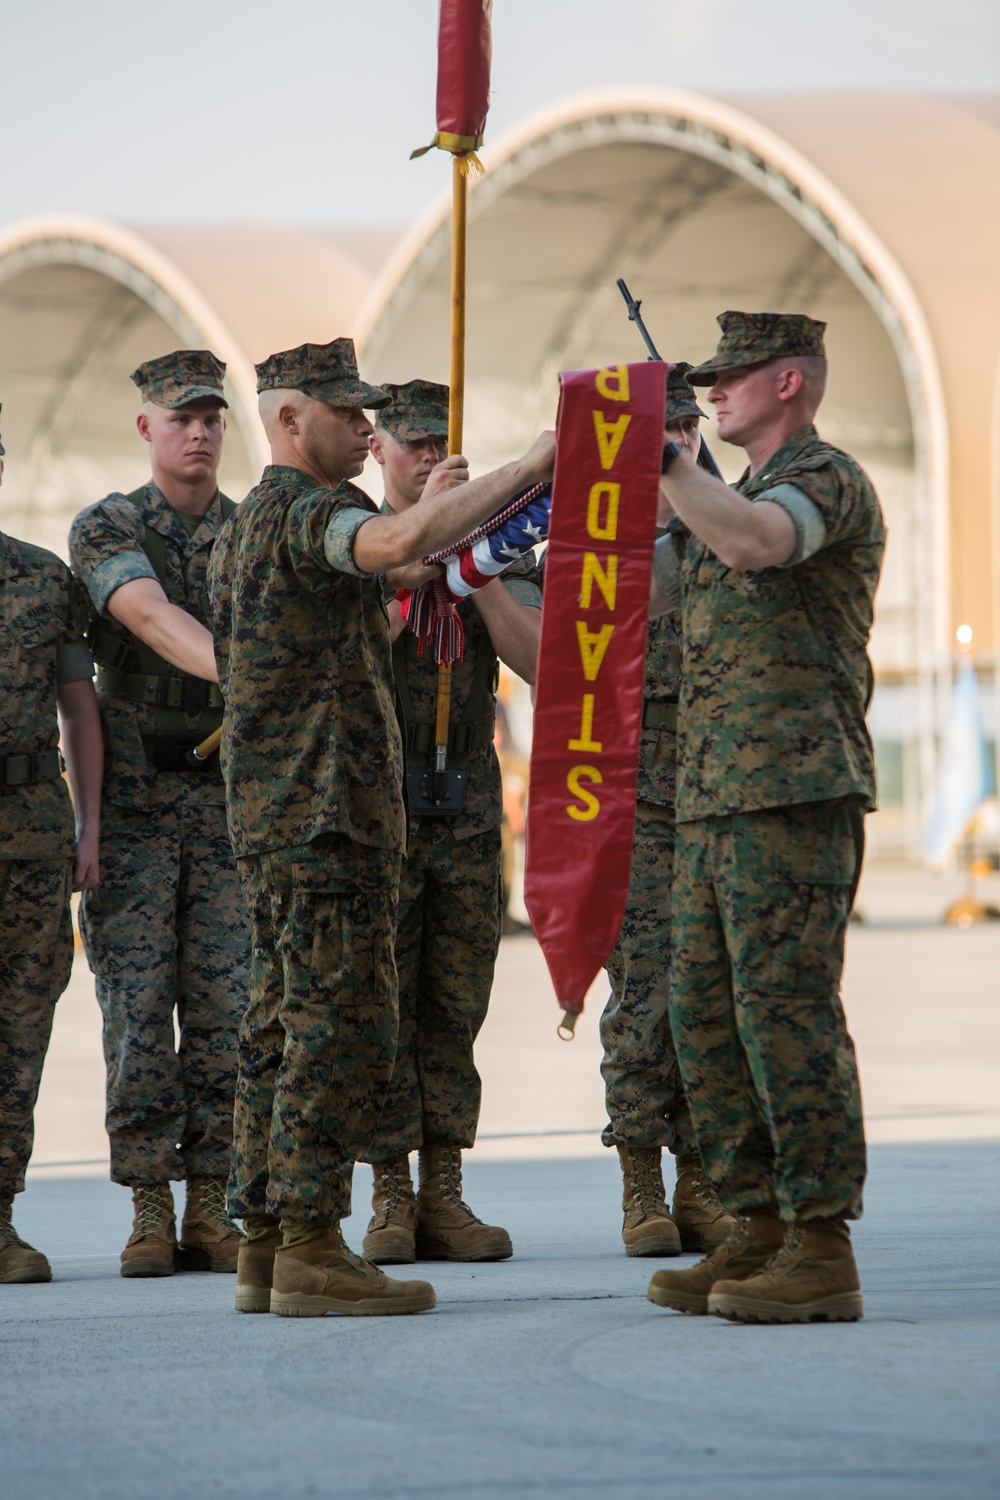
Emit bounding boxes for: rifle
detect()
[615,278,723,481]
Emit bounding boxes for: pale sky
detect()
[1,0,997,229]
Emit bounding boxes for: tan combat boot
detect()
[617,1146,681,1257]
[415,1146,513,1262]
[672,1152,736,1253]
[235,1216,281,1313]
[0,1199,52,1284]
[121,1183,178,1278]
[362,1156,418,1264]
[647,1207,786,1313]
[270,1222,436,1317]
[179,1176,245,1273]
[709,1218,863,1324]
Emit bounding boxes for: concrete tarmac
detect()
[4,1141,999,1500]
[5,862,1000,1498]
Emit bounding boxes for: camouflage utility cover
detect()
[675,424,885,822]
[130,350,228,408]
[0,532,93,858]
[687,311,826,383]
[207,465,405,859]
[255,338,390,410]
[665,363,706,422]
[69,484,232,809]
[378,379,450,442]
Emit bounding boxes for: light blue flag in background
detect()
[924,660,992,870]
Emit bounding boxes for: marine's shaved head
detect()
[786,355,827,412]
[258,386,309,436]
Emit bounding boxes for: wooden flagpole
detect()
[433,154,469,765]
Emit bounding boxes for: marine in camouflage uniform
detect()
[69,351,248,1278]
[1,404,103,1283]
[362,380,543,1265]
[647,312,885,1324]
[208,341,553,1317]
[600,366,734,1260]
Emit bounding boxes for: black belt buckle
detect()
[152,731,214,773]
[405,766,467,819]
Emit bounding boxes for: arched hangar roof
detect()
[0,88,997,671]
[357,87,1000,662]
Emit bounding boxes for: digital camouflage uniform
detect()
[600,369,707,1158]
[360,380,544,1161]
[374,556,542,1159]
[68,352,248,1187]
[0,530,93,1202]
[208,340,403,1226]
[671,312,886,1225]
[599,609,696,1155]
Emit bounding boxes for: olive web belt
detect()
[641,699,679,733]
[0,748,64,787]
[97,666,224,712]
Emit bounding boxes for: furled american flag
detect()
[441,483,551,598]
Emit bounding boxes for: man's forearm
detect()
[474,583,541,684]
[57,682,103,836]
[354,456,545,575]
[662,463,795,571]
[110,587,219,681]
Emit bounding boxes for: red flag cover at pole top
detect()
[411,0,493,160]
[524,362,667,1030]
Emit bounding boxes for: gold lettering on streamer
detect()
[595,366,630,403]
[576,622,615,682]
[580,552,618,610]
[587,483,620,541]
[566,765,602,821]
[568,694,603,753]
[593,411,631,470]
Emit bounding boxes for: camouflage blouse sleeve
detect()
[285,486,378,580]
[55,577,95,683]
[68,495,158,615]
[768,452,870,552]
[499,552,543,608]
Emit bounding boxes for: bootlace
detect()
[197,1177,239,1231]
[133,1185,174,1238]
[438,1150,479,1219]
[690,1166,727,1217]
[708,1212,751,1269]
[760,1223,802,1276]
[632,1153,666,1217]
[372,1160,410,1227]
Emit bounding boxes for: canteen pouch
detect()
[405,765,467,819]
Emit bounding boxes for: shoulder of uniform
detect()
[70,493,145,534]
[3,534,71,579]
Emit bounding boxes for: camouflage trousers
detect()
[79,776,249,1185]
[0,859,73,1200]
[233,836,401,1223]
[670,800,867,1222]
[600,800,696,1155]
[363,822,503,1161]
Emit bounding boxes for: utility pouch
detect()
[405,766,467,819]
[151,731,217,774]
